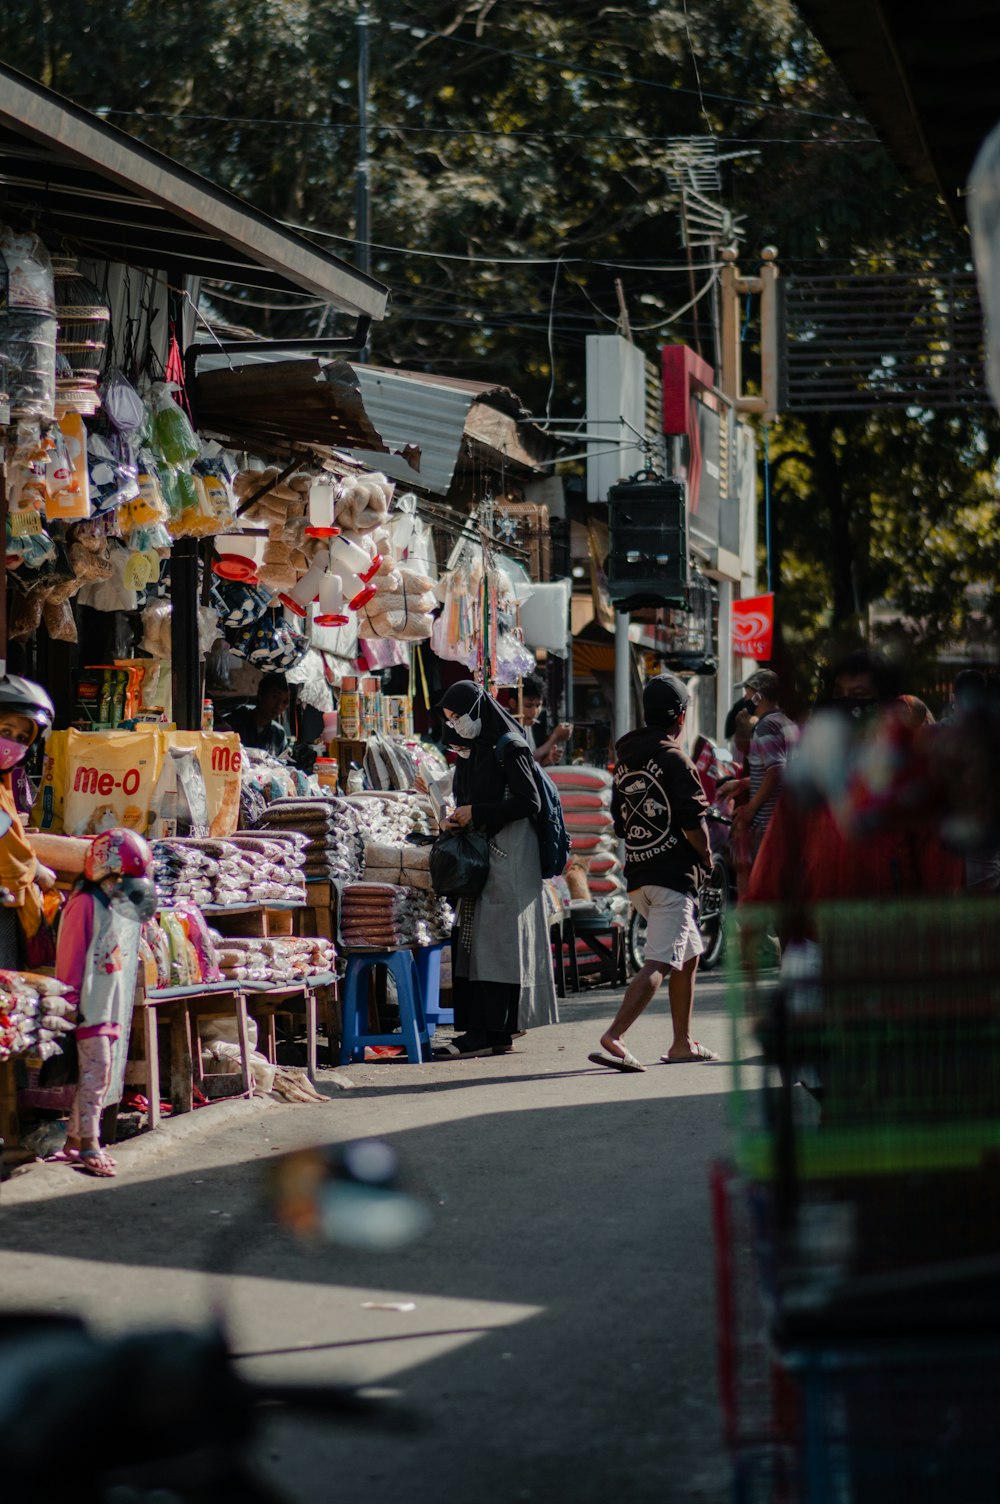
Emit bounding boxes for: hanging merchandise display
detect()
[0,223,56,422]
[519,580,571,657]
[45,415,92,522]
[304,476,341,539]
[388,491,438,581]
[315,570,350,627]
[51,256,111,417]
[280,546,329,616]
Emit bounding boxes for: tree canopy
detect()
[2,0,997,687]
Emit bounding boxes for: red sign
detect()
[732,594,774,660]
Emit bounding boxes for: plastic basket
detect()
[788,1336,1000,1504]
[727,899,1000,1292]
[711,1160,801,1493]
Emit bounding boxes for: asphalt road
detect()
[0,972,736,1504]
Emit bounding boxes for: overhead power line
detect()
[97,107,876,149]
[387,23,868,125]
[280,221,723,271]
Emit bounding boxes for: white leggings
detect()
[68,1035,113,1143]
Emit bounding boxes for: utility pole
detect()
[355,2,372,359]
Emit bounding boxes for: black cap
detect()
[642,672,690,728]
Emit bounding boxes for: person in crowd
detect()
[724,693,758,760]
[589,672,717,1073]
[220,673,290,755]
[52,829,158,1178]
[745,648,964,905]
[518,675,573,766]
[434,680,557,1057]
[719,670,798,878]
[897,695,935,729]
[0,675,59,969]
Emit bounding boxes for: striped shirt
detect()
[749,710,796,831]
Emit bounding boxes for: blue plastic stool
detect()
[414,941,453,1032]
[339,950,430,1064]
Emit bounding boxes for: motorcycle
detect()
[627,735,739,974]
[0,1140,429,1502]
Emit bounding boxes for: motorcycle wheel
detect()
[627,908,647,975]
[697,858,729,971]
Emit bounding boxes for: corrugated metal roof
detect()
[194,351,555,495]
[348,365,478,494]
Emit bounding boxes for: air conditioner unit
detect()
[607,477,687,610]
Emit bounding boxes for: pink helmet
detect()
[85,828,153,882]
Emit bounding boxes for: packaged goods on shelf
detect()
[0,971,74,1064]
[32,728,243,838]
[153,834,307,908]
[363,839,433,891]
[345,790,436,845]
[211,936,336,985]
[338,882,454,950]
[253,797,364,883]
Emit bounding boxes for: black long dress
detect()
[441,683,541,1045]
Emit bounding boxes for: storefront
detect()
[1,64,577,1163]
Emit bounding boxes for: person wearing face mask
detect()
[435,679,558,1057]
[0,676,59,970]
[52,828,158,1177]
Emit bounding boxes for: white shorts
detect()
[628,886,704,971]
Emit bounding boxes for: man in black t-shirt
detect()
[221,673,290,757]
[588,672,719,1073]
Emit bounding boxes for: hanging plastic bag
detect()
[75,543,139,612]
[150,381,199,466]
[47,416,92,522]
[87,431,139,514]
[128,450,170,528]
[101,368,146,468]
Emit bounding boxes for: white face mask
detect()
[449,700,483,740]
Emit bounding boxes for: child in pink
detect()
[55,828,157,1178]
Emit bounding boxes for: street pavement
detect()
[0,972,736,1503]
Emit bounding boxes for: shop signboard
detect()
[731,594,774,659]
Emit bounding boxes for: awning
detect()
[192,358,420,467]
[0,61,388,317]
[794,0,1000,224]
[191,354,560,495]
[348,366,560,495]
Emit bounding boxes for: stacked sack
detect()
[363,840,432,890]
[153,835,307,907]
[547,766,627,909]
[338,882,454,951]
[346,791,436,846]
[339,882,414,950]
[0,971,75,1063]
[253,798,364,883]
[212,935,336,985]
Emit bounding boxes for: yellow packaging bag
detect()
[61,729,165,837]
[31,730,70,832]
[172,731,243,836]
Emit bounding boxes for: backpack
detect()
[495,732,571,879]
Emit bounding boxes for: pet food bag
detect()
[61,728,165,837]
[171,731,243,837]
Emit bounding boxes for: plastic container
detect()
[315,757,339,792]
[339,691,362,740]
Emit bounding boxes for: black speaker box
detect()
[607,478,688,610]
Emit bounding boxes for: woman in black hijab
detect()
[436,680,558,1056]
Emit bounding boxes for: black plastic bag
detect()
[430,828,491,899]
